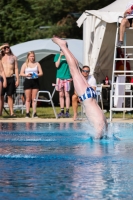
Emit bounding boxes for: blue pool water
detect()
[0,122,133,199]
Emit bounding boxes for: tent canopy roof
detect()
[99,0,128,12]
[11,38,83,66]
[77,0,129,25]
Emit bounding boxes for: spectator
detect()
[20,51,43,118]
[72,66,96,121]
[0,43,19,117]
[54,44,72,118]
[117,1,133,47]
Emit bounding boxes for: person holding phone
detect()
[20,51,43,118]
[54,43,72,118]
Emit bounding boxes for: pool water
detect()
[0,122,133,199]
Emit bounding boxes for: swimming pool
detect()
[0,122,133,199]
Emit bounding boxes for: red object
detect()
[126,6,133,14]
[105,76,109,85]
[131,78,133,83]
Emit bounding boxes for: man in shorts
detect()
[0,43,19,117]
[54,43,72,118]
[72,66,96,121]
[117,0,133,47]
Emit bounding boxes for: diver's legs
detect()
[52,36,89,96]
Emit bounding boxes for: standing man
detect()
[72,66,96,121]
[0,59,7,116]
[0,43,19,117]
[117,1,133,47]
[54,43,72,118]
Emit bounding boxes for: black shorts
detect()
[0,76,3,95]
[2,76,16,96]
[0,76,3,82]
[128,18,133,27]
[24,78,40,90]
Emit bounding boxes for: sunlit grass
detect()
[2,106,73,118]
[1,106,133,119]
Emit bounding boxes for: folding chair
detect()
[32,86,58,119]
[96,84,104,110]
[14,85,26,114]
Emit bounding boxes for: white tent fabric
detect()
[76,0,133,82]
[11,38,83,69]
[114,75,125,107]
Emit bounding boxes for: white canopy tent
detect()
[11,38,83,69]
[77,0,133,82]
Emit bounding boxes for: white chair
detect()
[14,86,26,114]
[32,86,58,119]
[14,77,26,114]
[96,84,104,110]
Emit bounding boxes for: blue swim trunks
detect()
[79,87,96,102]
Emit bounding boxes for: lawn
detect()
[2,106,72,118]
[1,106,133,119]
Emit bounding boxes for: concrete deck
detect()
[0,117,133,123]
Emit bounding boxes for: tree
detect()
[0,0,36,45]
[0,0,115,45]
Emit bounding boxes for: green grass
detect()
[105,111,133,119]
[2,106,73,118]
[1,106,133,119]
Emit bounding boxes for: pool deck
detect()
[0,117,133,123]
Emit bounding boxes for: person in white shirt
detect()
[72,66,96,121]
[117,0,133,47]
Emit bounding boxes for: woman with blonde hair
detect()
[20,51,43,118]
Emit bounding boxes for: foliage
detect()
[0,0,115,45]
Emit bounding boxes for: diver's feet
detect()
[52,35,67,48]
[52,35,79,66]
